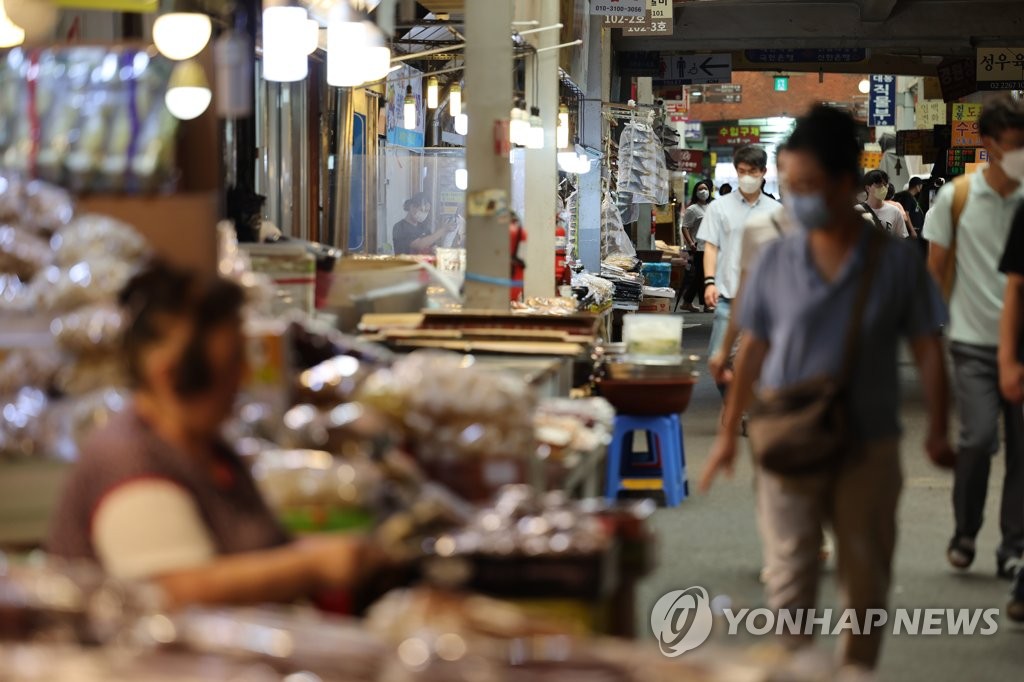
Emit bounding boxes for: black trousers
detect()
[681,250,705,307]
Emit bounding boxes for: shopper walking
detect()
[698,145,781,395]
[701,106,953,672]
[679,180,714,312]
[923,95,1024,579]
[895,177,927,235]
[999,203,1024,621]
[859,170,910,237]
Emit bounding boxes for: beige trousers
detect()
[757,438,902,669]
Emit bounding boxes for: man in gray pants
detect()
[924,96,1024,578]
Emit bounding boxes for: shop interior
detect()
[0,0,1021,680]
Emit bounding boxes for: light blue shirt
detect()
[696,191,781,299]
[740,226,946,441]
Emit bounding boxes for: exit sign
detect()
[774,76,790,92]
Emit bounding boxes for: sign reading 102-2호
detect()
[590,0,646,18]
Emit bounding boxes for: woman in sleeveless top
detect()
[48,262,381,609]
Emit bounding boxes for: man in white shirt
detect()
[923,95,1024,579]
[698,144,782,395]
[860,169,910,238]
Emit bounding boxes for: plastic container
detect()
[640,261,671,288]
[622,313,683,359]
[243,243,316,314]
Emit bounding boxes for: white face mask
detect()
[696,188,710,201]
[873,186,889,201]
[738,174,762,195]
[999,146,1024,181]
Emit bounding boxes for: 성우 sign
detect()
[744,48,867,64]
[591,0,645,17]
[656,54,732,86]
[976,47,1024,90]
[868,75,896,127]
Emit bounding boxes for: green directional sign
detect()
[774,76,790,92]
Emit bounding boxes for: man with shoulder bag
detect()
[700,107,954,673]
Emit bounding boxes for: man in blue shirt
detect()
[700,106,954,672]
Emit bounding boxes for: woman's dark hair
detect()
[979,95,1024,140]
[120,261,245,396]
[689,179,712,204]
[886,183,896,201]
[403,192,431,212]
[719,183,732,195]
[733,144,768,171]
[784,105,862,182]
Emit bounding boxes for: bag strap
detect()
[839,230,887,384]
[942,175,971,299]
[860,203,887,233]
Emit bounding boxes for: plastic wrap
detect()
[0,224,52,279]
[615,120,669,207]
[357,352,537,464]
[0,348,60,394]
[601,192,635,259]
[53,355,128,396]
[50,304,124,355]
[51,214,150,268]
[36,261,139,313]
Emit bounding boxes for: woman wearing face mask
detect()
[48,263,383,609]
[701,106,953,673]
[679,180,713,312]
[392,192,452,255]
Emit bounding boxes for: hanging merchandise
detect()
[0,46,179,194]
[602,190,636,260]
[615,114,670,206]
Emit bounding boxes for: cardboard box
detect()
[638,295,674,314]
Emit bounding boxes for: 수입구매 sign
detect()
[591,0,645,17]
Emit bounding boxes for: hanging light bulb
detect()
[454,113,468,136]
[557,104,570,149]
[404,85,416,130]
[262,3,308,82]
[426,76,439,109]
[509,99,529,146]
[0,0,26,48]
[455,168,468,191]
[304,18,321,55]
[165,59,212,120]
[449,83,462,117]
[527,106,544,150]
[361,20,391,83]
[326,3,367,86]
[153,12,211,61]
[557,151,578,173]
[858,78,871,94]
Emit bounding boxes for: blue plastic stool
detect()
[605,414,688,507]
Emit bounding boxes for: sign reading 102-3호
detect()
[590,0,646,18]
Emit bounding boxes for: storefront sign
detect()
[896,129,938,162]
[607,0,673,34]
[657,54,732,86]
[937,58,977,102]
[915,100,946,130]
[716,125,760,146]
[669,149,705,174]
[860,151,883,170]
[947,148,976,176]
[683,121,704,141]
[386,66,425,148]
[951,104,983,148]
[978,148,990,163]
[744,48,867,64]
[868,75,896,127]
[54,0,157,11]
[665,99,688,122]
[591,0,645,17]
[976,47,1024,90]
[618,51,661,76]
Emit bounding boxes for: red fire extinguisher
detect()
[510,214,526,302]
[555,220,569,287]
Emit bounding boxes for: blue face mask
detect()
[786,192,831,231]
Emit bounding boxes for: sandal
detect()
[947,536,975,571]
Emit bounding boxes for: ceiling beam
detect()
[860,0,899,22]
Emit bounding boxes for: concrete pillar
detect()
[577,12,607,272]
[635,76,654,250]
[519,0,558,298]
[464,0,514,309]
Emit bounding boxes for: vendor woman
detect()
[392,192,454,255]
[47,262,377,608]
